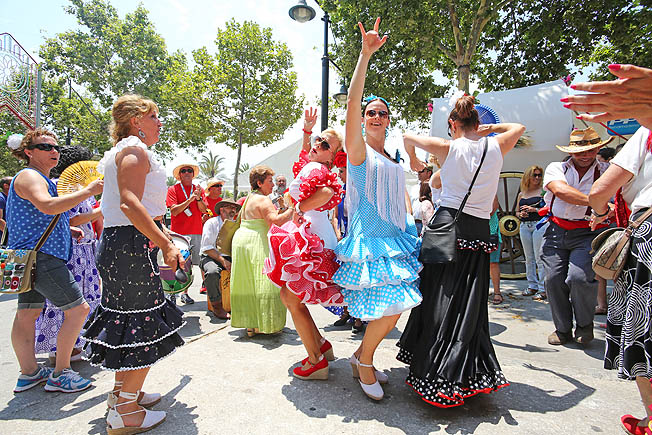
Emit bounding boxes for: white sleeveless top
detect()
[97,136,167,227]
[439,136,503,219]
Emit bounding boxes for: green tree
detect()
[166,176,177,187]
[38,0,187,153]
[322,0,642,126]
[198,150,226,181]
[164,20,303,197]
[0,114,28,177]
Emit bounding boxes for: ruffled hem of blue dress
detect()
[333,253,422,290]
[335,232,421,263]
[341,280,422,321]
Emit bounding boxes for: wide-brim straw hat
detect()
[206,178,223,189]
[173,163,200,180]
[214,199,241,215]
[556,127,614,153]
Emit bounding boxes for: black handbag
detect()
[419,138,488,264]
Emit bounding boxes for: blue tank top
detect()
[6,169,71,261]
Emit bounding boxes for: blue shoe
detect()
[14,365,53,393]
[44,368,92,393]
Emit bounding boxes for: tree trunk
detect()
[233,132,243,199]
[457,64,470,93]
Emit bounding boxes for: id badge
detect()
[184,208,193,217]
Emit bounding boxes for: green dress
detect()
[230,218,287,333]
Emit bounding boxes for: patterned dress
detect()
[34,197,101,355]
[332,146,422,321]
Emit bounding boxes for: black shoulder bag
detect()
[419,137,488,264]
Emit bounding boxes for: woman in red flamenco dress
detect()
[264,107,346,380]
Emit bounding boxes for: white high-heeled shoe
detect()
[106,381,161,409]
[353,359,384,401]
[106,391,166,435]
[349,354,389,384]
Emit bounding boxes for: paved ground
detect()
[0,269,640,434]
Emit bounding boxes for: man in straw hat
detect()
[199,199,240,319]
[202,178,225,224]
[540,126,614,346]
[166,163,207,304]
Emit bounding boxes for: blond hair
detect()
[321,128,344,154]
[249,165,275,191]
[520,165,544,191]
[12,128,58,162]
[110,94,159,144]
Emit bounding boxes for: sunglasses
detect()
[28,143,60,153]
[365,109,388,119]
[313,136,331,151]
[180,168,194,174]
[532,173,543,178]
[418,167,432,174]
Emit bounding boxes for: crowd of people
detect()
[2,15,652,434]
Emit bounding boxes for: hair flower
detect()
[7,134,23,150]
[334,151,347,168]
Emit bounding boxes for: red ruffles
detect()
[298,166,343,212]
[263,219,343,306]
[292,150,311,178]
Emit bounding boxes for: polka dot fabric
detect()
[6,169,71,261]
[333,149,422,321]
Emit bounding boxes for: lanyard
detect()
[180,183,194,201]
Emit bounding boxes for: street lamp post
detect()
[289,1,347,132]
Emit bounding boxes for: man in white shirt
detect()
[541,127,613,346]
[270,175,287,209]
[200,199,240,319]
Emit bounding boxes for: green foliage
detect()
[164,20,303,197]
[38,0,187,153]
[166,176,177,187]
[198,151,226,181]
[0,113,27,177]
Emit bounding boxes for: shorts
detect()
[18,252,85,311]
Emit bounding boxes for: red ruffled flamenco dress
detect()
[263,152,345,306]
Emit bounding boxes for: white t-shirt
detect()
[200,215,224,255]
[289,161,338,250]
[611,127,652,214]
[543,159,609,220]
[439,136,503,219]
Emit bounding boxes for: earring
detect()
[385,129,389,138]
[138,129,146,139]
[361,123,365,136]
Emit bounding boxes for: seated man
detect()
[200,199,240,319]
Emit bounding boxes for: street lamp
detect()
[333,84,348,105]
[289,0,346,131]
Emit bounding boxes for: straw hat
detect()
[173,163,200,180]
[556,127,614,153]
[214,199,241,215]
[206,179,224,189]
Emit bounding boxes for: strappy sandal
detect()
[107,391,166,435]
[349,353,388,384]
[355,359,384,401]
[106,381,161,409]
[492,293,504,305]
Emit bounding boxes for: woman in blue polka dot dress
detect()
[332,17,422,401]
[34,146,103,362]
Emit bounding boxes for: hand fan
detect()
[475,104,500,137]
[57,160,103,196]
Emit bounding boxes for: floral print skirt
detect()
[82,225,185,371]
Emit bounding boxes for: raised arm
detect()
[477,123,525,156]
[403,134,450,172]
[346,18,388,166]
[302,107,318,153]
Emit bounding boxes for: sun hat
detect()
[173,163,200,180]
[556,127,614,153]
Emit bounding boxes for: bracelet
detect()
[591,207,609,218]
[294,202,304,216]
[302,128,312,135]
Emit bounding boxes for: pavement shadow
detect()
[228,327,303,350]
[178,315,204,339]
[281,361,594,434]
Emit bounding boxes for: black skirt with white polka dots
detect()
[397,210,508,407]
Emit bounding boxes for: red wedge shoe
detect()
[301,340,334,365]
[293,356,329,380]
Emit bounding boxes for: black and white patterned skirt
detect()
[82,225,185,371]
[605,209,652,379]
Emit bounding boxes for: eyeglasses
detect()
[313,136,331,151]
[180,168,194,174]
[365,109,388,119]
[28,143,60,153]
[532,173,543,178]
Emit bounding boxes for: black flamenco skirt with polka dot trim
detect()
[397,209,508,407]
[82,225,185,372]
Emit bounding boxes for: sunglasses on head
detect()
[365,109,388,119]
[313,136,331,151]
[28,143,60,153]
[180,168,194,174]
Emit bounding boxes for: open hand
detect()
[304,107,318,132]
[563,64,652,129]
[358,17,388,56]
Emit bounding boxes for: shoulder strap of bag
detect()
[34,214,62,252]
[452,137,489,224]
[236,195,251,225]
[0,223,7,248]
[629,207,652,230]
